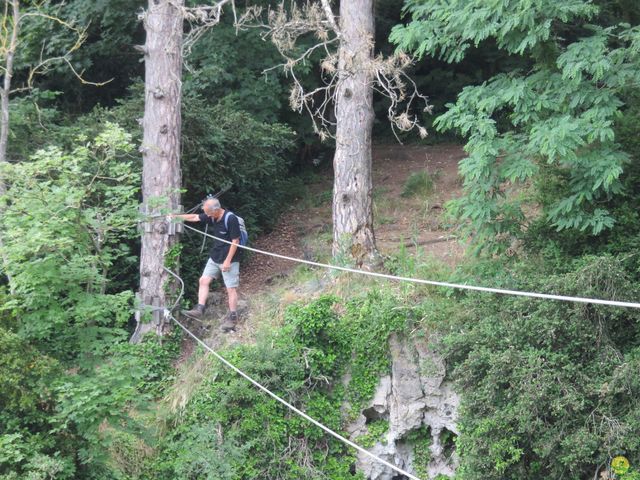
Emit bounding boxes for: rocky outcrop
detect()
[347,334,459,479]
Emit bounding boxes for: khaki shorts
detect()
[202,259,240,288]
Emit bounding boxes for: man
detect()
[173,198,241,332]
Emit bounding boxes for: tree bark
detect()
[332,0,379,266]
[131,0,184,342]
[0,0,21,294]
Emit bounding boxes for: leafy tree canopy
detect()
[391,0,640,252]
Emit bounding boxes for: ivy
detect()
[357,419,389,448]
[406,425,432,479]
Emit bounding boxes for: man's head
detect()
[203,198,223,219]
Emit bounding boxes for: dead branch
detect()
[3,7,113,93]
[259,0,431,142]
[180,0,235,57]
[178,0,261,59]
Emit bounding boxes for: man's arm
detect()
[171,213,201,222]
[222,238,239,271]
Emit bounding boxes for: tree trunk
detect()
[332,0,378,266]
[0,0,20,294]
[131,0,184,343]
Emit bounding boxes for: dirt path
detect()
[372,143,467,266]
[178,143,468,354]
[240,210,308,294]
[239,143,467,293]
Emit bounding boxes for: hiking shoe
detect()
[220,311,238,333]
[183,304,205,319]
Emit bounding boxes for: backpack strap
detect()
[223,210,235,231]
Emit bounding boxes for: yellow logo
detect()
[612,456,630,475]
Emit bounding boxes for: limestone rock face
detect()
[349,334,459,479]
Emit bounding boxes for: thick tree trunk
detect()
[332,0,378,266]
[0,0,20,294]
[131,0,184,342]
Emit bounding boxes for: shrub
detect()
[148,292,414,478]
[442,255,640,479]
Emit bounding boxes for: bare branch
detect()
[18,10,81,31]
[262,35,339,75]
[1,7,111,94]
[19,23,112,90]
[259,1,431,141]
[179,0,260,58]
[181,0,233,57]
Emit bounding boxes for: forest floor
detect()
[241,142,467,294]
[178,142,468,351]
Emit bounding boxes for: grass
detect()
[313,189,333,207]
[163,353,214,416]
[373,186,390,201]
[301,229,333,264]
[373,186,395,225]
[244,264,325,336]
[401,170,436,199]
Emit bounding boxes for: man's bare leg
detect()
[227,287,238,312]
[198,276,213,305]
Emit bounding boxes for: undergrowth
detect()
[143,291,423,479]
[437,254,640,480]
[111,246,640,480]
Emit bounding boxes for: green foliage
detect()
[405,425,431,478]
[313,188,333,207]
[521,85,640,262]
[0,124,184,479]
[621,468,640,480]
[180,97,296,232]
[92,84,299,298]
[0,434,74,480]
[357,419,389,448]
[342,295,412,411]
[392,0,640,252]
[163,243,183,271]
[401,170,435,198]
[6,90,62,161]
[177,96,298,297]
[0,323,181,479]
[0,330,74,479]
[391,0,598,62]
[178,4,324,165]
[82,84,298,236]
[0,328,58,425]
[183,13,288,125]
[149,293,411,478]
[616,88,640,160]
[439,254,640,479]
[0,123,138,359]
[41,0,146,111]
